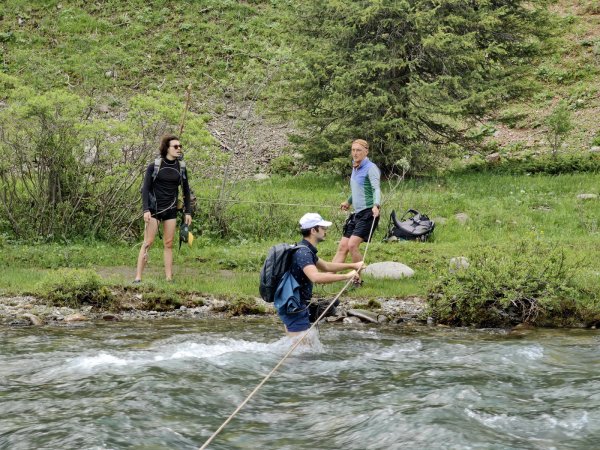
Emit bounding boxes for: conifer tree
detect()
[272,0,556,173]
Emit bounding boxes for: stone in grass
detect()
[577,193,597,200]
[449,257,470,273]
[455,213,469,225]
[363,261,415,279]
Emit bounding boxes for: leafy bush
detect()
[427,241,580,327]
[40,269,114,309]
[545,100,573,155]
[270,155,298,176]
[455,152,600,175]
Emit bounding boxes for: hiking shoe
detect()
[132,279,141,284]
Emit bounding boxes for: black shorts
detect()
[150,207,178,222]
[343,209,379,241]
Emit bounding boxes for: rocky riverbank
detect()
[0,294,427,327]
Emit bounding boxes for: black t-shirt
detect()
[141,158,191,213]
[289,239,319,302]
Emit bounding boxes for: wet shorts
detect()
[278,305,311,332]
[343,208,379,241]
[151,207,178,222]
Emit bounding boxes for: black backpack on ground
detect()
[384,209,435,242]
[259,243,307,303]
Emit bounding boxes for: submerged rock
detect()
[22,313,43,326]
[342,316,363,325]
[65,313,88,322]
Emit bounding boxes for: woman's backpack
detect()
[384,209,435,242]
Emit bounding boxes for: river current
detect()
[1,319,599,450]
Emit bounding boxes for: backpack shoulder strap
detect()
[179,159,187,179]
[151,158,161,181]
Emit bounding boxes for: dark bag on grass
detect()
[259,243,306,303]
[385,209,435,242]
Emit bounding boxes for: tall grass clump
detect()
[39,268,114,309]
[427,241,581,327]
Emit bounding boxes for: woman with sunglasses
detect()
[134,134,193,283]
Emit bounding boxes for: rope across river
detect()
[198,218,377,450]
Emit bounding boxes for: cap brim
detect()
[316,220,332,227]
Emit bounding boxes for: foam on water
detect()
[62,332,322,374]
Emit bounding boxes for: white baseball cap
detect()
[299,213,332,230]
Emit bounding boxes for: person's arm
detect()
[368,165,381,217]
[181,168,192,225]
[316,259,364,273]
[303,264,357,284]
[141,164,153,212]
[341,195,352,211]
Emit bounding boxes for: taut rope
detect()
[198,216,378,450]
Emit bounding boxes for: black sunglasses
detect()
[171,144,182,149]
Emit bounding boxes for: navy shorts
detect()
[151,207,178,222]
[278,306,311,332]
[343,209,379,241]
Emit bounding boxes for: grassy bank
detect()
[1,171,599,326]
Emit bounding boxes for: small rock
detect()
[179,305,187,311]
[343,316,363,324]
[98,104,110,113]
[577,193,597,200]
[486,152,501,163]
[65,313,87,322]
[102,314,120,321]
[455,213,469,225]
[377,315,389,324]
[426,317,435,326]
[211,300,227,312]
[22,313,43,326]
[226,112,237,119]
[240,110,250,120]
[347,309,379,323]
[589,146,600,153]
[449,257,470,273]
[105,70,113,78]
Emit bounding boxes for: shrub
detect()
[40,269,114,309]
[545,100,573,155]
[455,152,600,175]
[427,241,580,327]
[270,155,297,176]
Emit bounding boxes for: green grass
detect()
[2,172,599,309]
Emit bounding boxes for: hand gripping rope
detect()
[198,217,378,450]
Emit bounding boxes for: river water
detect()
[1,319,599,450]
